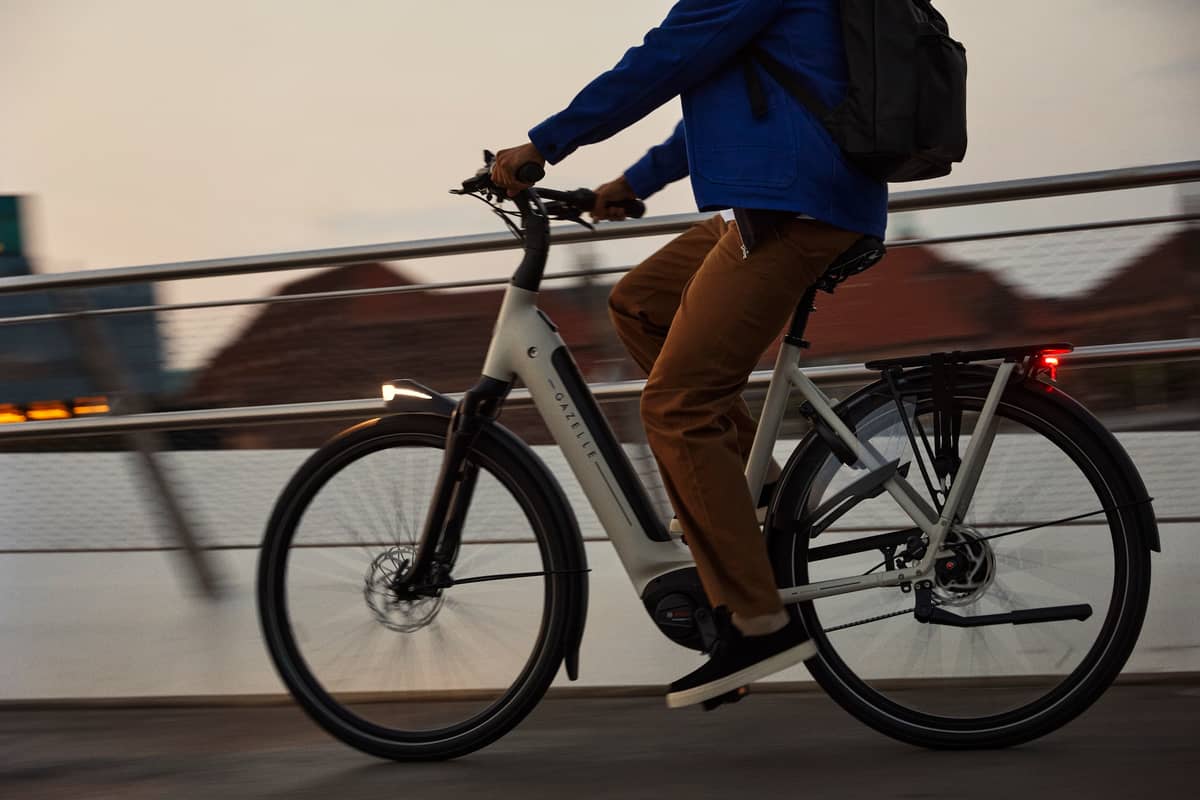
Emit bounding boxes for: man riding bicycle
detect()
[491,0,888,709]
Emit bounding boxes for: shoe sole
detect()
[665,639,817,709]
[669,507,767,536]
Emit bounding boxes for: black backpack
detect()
[743,0,968,182]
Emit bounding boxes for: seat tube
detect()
[745,341,800,498]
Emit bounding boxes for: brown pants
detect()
[609,214,859,617]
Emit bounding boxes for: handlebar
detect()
[454,157,648,292]
[457,167,645,221]
[514,160,644,219]
[537,188,646,220]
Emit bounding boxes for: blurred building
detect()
[0,196,166,424]
[179,226,1198,446]
[182,261,611,445]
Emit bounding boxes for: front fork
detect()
[399,377,511,590]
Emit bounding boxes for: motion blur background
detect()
[1,0,1197,703]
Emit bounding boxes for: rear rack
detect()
[864,343,1074,372]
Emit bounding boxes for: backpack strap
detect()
[743,45,833,123]
[743,56,770,119]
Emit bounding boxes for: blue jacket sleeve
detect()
[624,121,689,200]
[528,0,783,164]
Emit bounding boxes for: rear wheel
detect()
[258,413,580,760]
[769,371,1152,748]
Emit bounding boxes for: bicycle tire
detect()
[768,369,1153,749]
[258,412,585,761]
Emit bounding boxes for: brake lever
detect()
[452,165,493,196]
[542,201,594,231]
[459,150,502,197]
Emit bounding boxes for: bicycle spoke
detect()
[963,499,1150,547]
[273,428,559,739]
[789,380,1144,734]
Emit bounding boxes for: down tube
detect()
[500,301,695,593]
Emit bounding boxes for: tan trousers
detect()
[609,213,859,617]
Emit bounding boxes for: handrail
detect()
[1,211,1194,328]
[1,337,1195,441]
[0,161,1196,296]
[884,161,1200,211]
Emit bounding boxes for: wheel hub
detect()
[932,527,995,606]
[363,547,444,632]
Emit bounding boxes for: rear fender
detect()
[768,366,1160,553]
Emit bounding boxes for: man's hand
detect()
[491,143,546,195]
[591,175,639,221]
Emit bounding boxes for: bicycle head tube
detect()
[511,192,550,292]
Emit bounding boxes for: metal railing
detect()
[0,211,1195,329]
[2,161,1197,594]
[0,159,1197,442]
[0,337,1196,441]
[0,161,1197,296]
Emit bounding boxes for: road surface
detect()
[2,682,1196,799]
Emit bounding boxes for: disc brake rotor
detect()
[363,547,444,632]
[933,527,995,606]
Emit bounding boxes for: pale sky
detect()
[1,0,1197,366]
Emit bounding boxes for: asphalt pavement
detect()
[2,682,1197,799]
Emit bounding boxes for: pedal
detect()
[701,685,749,712]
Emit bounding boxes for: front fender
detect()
[323,379,456,447]
[382,378,457,415]
[342,379,591,680]
[486,421,590,681]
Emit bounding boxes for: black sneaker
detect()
[669,480,778,537]
[665,609,816,709]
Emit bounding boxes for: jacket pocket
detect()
[685,76,799,190]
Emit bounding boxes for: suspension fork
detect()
[400,376,511,587]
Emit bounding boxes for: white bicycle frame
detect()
[478,281,1015,602]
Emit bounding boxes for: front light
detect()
[382,383,434,403]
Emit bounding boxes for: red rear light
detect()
[1040,355,1060,381]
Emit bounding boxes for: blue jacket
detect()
[528,0,887,238]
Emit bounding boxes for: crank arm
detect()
[916,603,1093,627]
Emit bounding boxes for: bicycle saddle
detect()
[815,235,887,293]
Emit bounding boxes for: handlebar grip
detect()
[516,162,545,185]
[617,199,646,219]
[570,189,644,219]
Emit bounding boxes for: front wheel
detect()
[769,370,1153,749]
[258,413,583,761]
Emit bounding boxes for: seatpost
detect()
[784,285,820,349]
